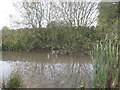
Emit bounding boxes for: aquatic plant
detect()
[6,72,23,88]
[91,36,119,88]
[77,84,85,89]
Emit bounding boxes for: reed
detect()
[91,36,119,88]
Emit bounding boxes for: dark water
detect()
[0,51,93,88]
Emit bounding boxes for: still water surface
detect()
[0,51,93,88]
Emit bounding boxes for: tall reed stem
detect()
[91,38,119,88]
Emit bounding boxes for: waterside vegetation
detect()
[91,36,120,88]
[2,26,104,54]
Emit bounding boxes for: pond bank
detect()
[2,48,90,56]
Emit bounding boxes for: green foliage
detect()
[7,73,23,88]
[98,2,118,29]
[91,36,119,88]
[77,84,85,89]
[2,26,9,31]
[2,25,103,52]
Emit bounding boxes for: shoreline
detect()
[1,48,90,56]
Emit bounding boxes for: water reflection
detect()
[1,51,93,88]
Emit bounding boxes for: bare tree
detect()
[14,0,46,30]
[52,0,99,27]
[13,0,99,29]
[43,2,56,23]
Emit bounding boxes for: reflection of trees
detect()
[12,61,92,88]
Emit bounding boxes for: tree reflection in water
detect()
[1,51,92,88]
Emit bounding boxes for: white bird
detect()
[47,54,50,59]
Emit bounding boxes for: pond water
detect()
[0,51,93,88]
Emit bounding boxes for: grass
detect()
[91,36,119,88]
[6,72,23,88]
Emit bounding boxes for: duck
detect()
[51,50,61,55]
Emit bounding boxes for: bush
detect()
[2,26,105,52]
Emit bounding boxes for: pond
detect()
[0,51,93,88]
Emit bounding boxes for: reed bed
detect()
[91,38,119,88]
